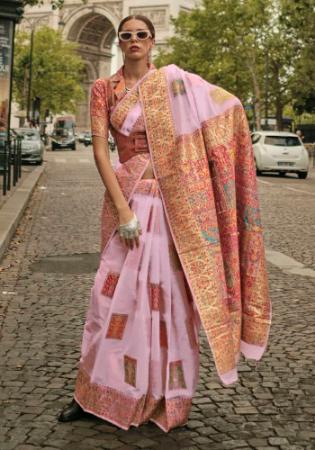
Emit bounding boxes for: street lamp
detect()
[21,14,50,123]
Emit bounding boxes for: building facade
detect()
[20,0,197,128]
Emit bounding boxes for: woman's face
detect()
[119,19,154,63]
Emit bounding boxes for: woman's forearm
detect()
[92,136,129,213]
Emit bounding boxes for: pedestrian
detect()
[296,129,304,142]
[58,15,271,432]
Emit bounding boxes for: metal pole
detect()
[27,27,34,123]
[2,143,7,196]
[264,48,269,129]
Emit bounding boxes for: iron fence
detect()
[0,135,22,196]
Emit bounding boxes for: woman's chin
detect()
[126,53,146,62]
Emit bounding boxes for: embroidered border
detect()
[75,367,192,431]
[110,89,140,130]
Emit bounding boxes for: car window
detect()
[18,131,40,141]
[251,134,261,144]
[54,129,68,137]
[264,136,301,146]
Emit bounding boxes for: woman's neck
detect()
[123,59,150,83]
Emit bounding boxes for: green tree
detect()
[280,0,315,116]
[155,0,273,129]
[13,26,85,115]
[155,0,315,130]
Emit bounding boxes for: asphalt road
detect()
[0,144,314,450]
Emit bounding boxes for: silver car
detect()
[251,131,309,179]
[14,128,44,165]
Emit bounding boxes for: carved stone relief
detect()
[129,6,169,30]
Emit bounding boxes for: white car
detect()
[251,131,309,179]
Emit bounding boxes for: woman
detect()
[58,15,271,432]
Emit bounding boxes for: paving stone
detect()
[1,152,315,450]
[133,438,158,448]
[186,420,204,429]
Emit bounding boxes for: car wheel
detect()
[298,171,308,179]
[254,159,262,176]
[279,171,286,177]
[71,144,76,151]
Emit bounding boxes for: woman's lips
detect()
[129,46,140,51]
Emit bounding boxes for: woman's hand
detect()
[118,206,142,250]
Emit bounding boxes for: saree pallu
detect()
[75,179,201,431]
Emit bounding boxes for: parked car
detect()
[251,131,309,179]
[78,131,90,143]
[51,128,76,150]
[108,133,116,152]
[83,132,92,146]
[13,128,44,165]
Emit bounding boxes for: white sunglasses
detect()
[118,30,152,42]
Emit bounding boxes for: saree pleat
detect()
[74,179,201,431]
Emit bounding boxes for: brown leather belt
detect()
[111,129,149,163]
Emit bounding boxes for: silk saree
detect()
[74,64,271,431]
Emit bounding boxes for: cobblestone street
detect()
[1,146,315,450]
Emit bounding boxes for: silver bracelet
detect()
[118,213,141,239]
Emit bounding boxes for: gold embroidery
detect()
[101,272,119,298]
[110,88,140,130]
[75,367,192,431]
[140,70,245,376]
[124,355,137,387]
[169,360,187,390]
[171,79,186,97]
[210,86,234,104]
[105,313,128,340]
[149,283,164,311]
[91,115,107,139]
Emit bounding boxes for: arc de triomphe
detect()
[21,0,197,128]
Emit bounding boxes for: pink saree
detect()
[74,64,271,432]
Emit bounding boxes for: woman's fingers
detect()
[122,234,141,250]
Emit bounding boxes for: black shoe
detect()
[58,399,87,422]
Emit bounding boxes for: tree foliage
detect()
[13,26,85,115]
[155,0,315,129]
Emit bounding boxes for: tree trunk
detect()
[247,63,262,130]
[276,96,283,131]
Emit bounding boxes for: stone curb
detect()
[0,164,45,262]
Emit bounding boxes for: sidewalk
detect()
[0,164,45,262]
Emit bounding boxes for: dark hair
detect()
[118,15,155,39]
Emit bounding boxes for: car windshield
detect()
[54,129,69,137]
[264,136,301,146]
[17,130,40,141]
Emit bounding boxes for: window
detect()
[251,134,261,144]
[264,136,301,146]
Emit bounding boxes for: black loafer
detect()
[58,399,87,422]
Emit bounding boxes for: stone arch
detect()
[61,6,120,128]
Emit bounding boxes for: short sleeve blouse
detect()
[90,79,110,139]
